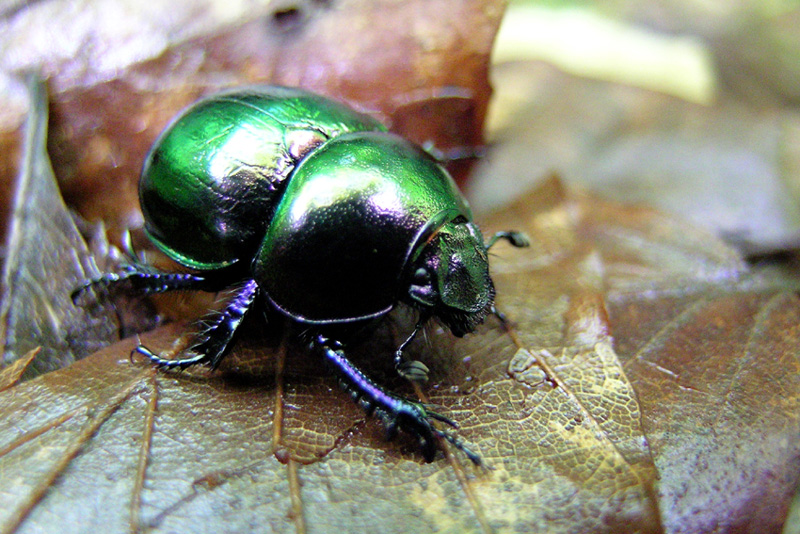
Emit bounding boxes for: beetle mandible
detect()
[74,86,529,465]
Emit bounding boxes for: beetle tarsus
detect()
[486,231,530,250]
[316,335,481,466]
[425,408,459,429]
[430,426,483,467]
[132,344,209,369]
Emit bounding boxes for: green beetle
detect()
[75,86,529,465]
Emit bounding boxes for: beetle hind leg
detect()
[315,335,481,466]
[72,264,215,305]
[135,279,259,370]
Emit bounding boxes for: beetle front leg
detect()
[136,279,259,370]
[314,335,481,465]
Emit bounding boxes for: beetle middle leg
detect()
[315,335,481,465]
[135,279,259,369]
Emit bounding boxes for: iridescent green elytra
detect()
[76,86,530,465]
[140,87,386,271]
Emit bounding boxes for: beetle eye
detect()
[412,267,431,286]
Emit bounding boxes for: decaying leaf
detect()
[476,49,800,256]
[490,178,800,533]
[0,75,120,380]
[0,347,38,391]
[8,173,795,533]
[612,290,800,533]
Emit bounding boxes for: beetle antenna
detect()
[395,313,431,383]
[486,231,530,251]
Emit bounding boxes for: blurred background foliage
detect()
[476,0,800,257]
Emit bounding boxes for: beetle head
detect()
[406,220,494,337]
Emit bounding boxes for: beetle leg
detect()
[394,317,430,383]
[135,280,259,370]
[72,264,219,305]
[421,141,487,164]
[315,335,481,466]
[486,231,530,250]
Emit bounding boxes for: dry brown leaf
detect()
[0,347,38,391]
[475,58,800,255]
[4,157,799,532]
[0,75,120,380]
[612,291,800,533]
[6,176,760,533]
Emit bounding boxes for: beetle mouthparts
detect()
[440,298,494,338]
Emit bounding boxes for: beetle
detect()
[74,86,529,465]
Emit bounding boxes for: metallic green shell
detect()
[253,131,473,323]
[139,86,385,270]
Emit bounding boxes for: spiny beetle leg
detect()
[134,280,259,370]
[315,335,481,466]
